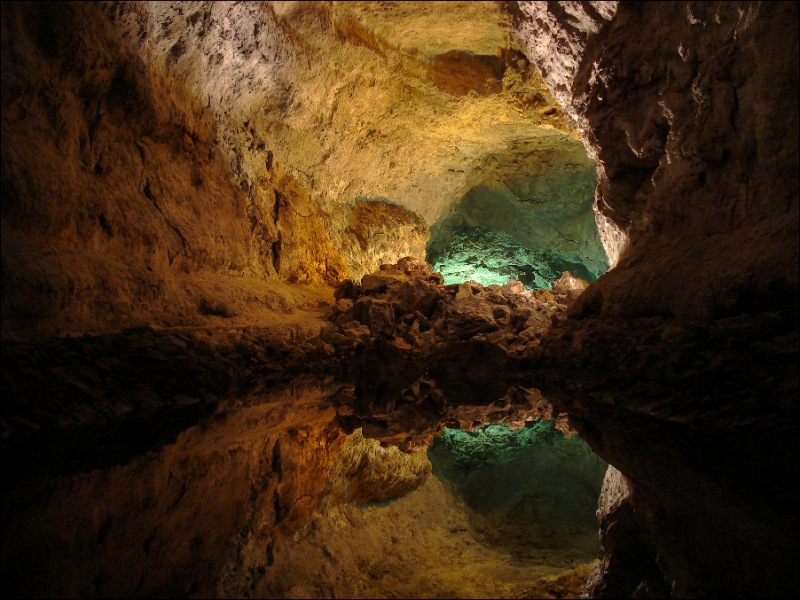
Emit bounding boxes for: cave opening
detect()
[426,167,609,290]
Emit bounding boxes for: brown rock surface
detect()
[512,2,799,597]
[2,381,347,598]
[1,1,580,338]
[328,259,580,449]
[2,1,798,598]
[1,326,595,598]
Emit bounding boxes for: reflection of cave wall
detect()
[429,422,607,558]
[427,168,607,288]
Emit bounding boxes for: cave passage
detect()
[428,420,607,559]
[426,169,608,289]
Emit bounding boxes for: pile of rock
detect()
[328,256,588,356]
[323,257,589,449]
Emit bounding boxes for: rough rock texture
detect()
[2,381,348,598]
[325,259,588,450]
[1,0,583,338]
[1,314,600,598]
[427,163,608,288]
[3,1,798,598]
[260,473,593,599]
[512,2,799,597]
[515,0,799,318]
[430,225,603,290]
[429,422,606,562]
[584,466,668,599]
[1,1,343,338]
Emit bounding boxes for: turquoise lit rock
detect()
[430,420,585,471]
[426,169,608,289]
[431,226,597,289]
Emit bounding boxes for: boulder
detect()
[502,280,526,295]
[396,256,431,275]
[445,295,498,339]
[454,281,483,301]
[334,279,361,301]
[552,271,590,302]
[361,273,393,295]
[385,279,442,318]
[351,297,395,336]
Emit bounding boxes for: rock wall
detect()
[1,1,343,338]
[512,1,799,597]
[1,0,582,339]
[4,1,796,597]
[515,0,799,319]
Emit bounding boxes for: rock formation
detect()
[1,1,797,598]
[1,0,576,339]
[512,1,799,597]
[327,258,588,449]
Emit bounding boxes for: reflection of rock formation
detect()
[429,422,606,557]
[2,258,598,597]
[584,466,668,599]
[327,259,588,449]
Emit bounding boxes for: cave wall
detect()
[3,1,797,597]
[1,1,346,339]
[512,2,799,597]
[1,0,580,339]
[427,165,608,287]
[515,0,799,319]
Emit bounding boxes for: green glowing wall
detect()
[427,169,608,289]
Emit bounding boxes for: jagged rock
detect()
[513,2,799,596]
[445,295,499,340]
[323,259,584,452]
[334,298,353,313]
[511,305,537,331]
[340,321,371,345]
[334,279,361,301]
[491,304,512,321]
[502,280,526,295]
[396,256,432,276]
[552,271,589,302]
[351,297,395,337]
[584,467,669,599]
[385,279,442,317]
[360,273,393,295]
[523,312,551,336]
[483,290,509,305]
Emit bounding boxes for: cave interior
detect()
[1,1,798,599]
